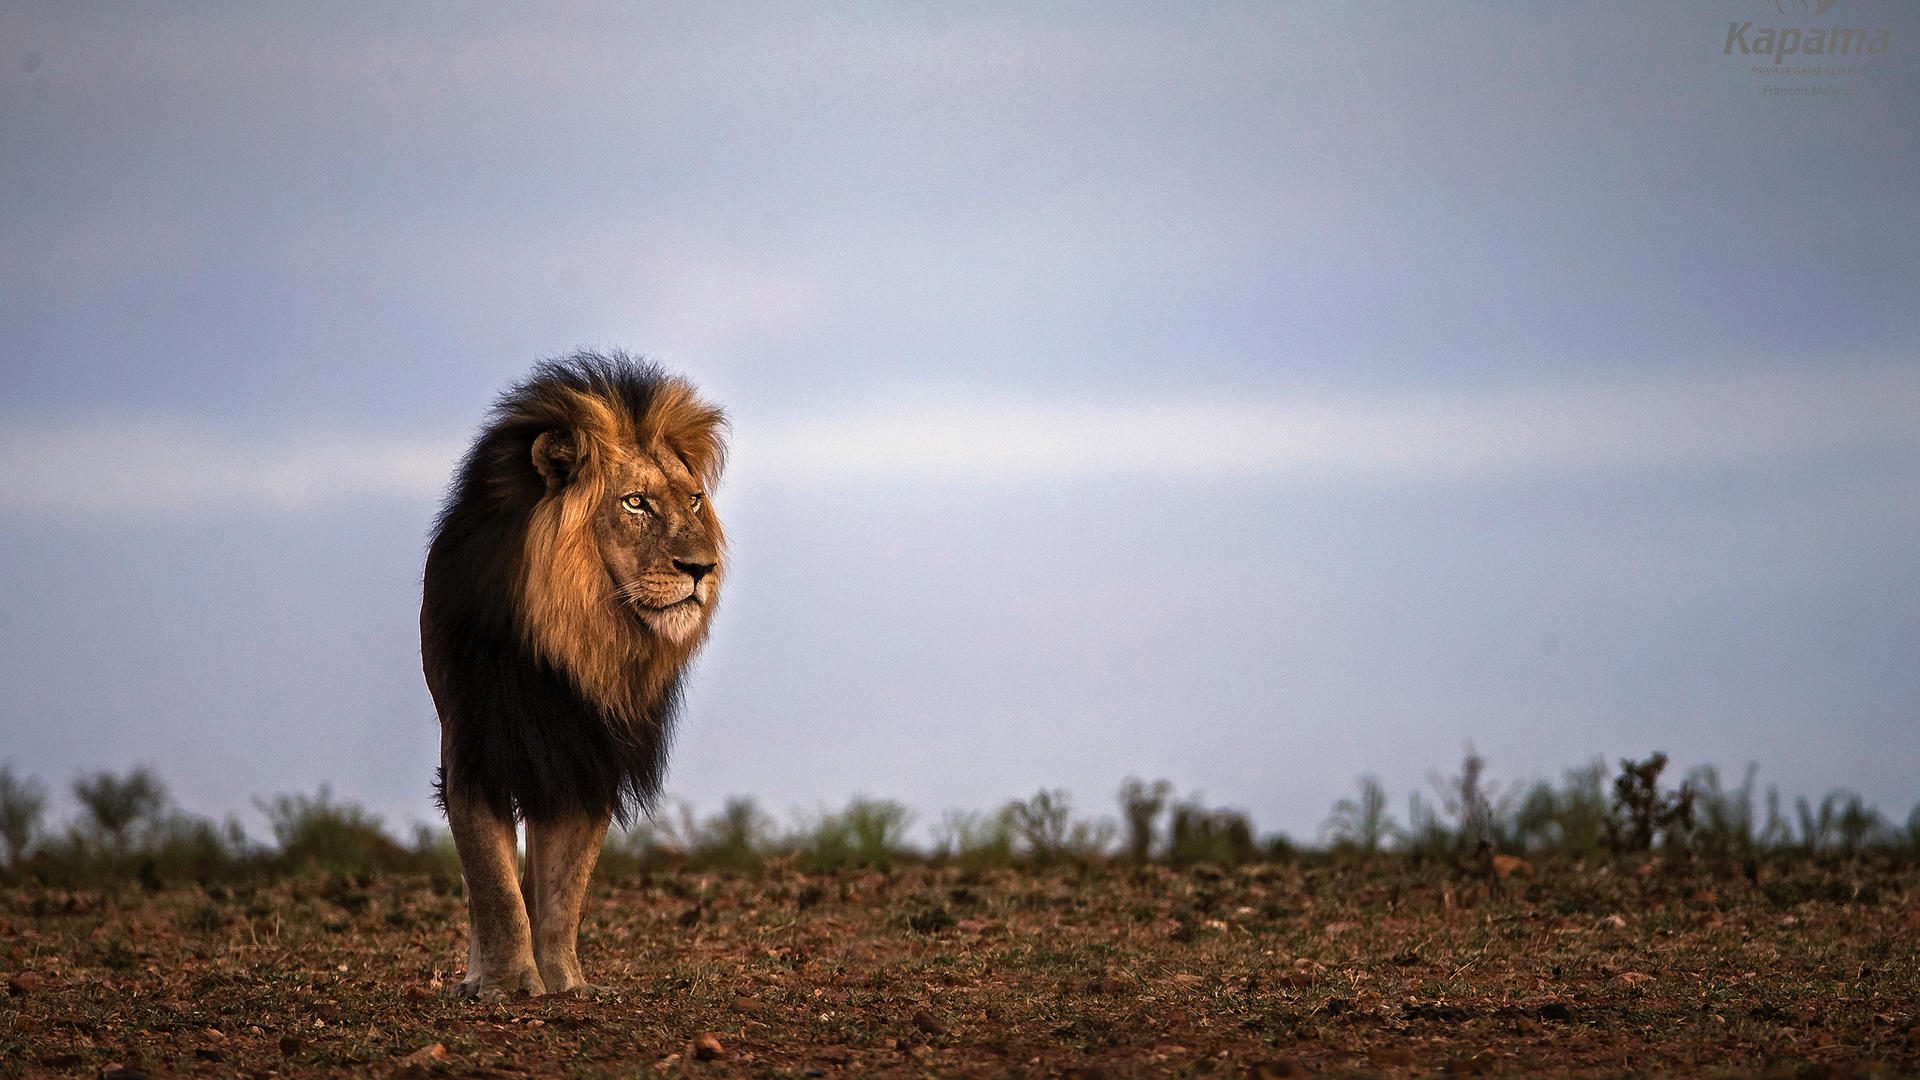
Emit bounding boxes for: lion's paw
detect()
[453,968,546,1002]
[543,981,616,1000]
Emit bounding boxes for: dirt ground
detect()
[3,858,1917,1078]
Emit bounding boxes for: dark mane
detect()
[422,350,726,825]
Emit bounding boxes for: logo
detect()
[1724,21,1891,64]
[1764,0,1839,14]
[1719,0,1892,87]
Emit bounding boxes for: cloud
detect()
[745,363,1920,484]
[0,419,461,516]
[1,363,1914,518]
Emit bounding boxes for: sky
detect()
[2,2,1916,845]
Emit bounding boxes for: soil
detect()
[3,858,1917,1077]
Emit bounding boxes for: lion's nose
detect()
[674,559,716,584]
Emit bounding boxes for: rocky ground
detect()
[3,857,1917,1077]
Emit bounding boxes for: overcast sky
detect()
[2,2,1916,843]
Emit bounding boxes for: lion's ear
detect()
[530,429,577,491]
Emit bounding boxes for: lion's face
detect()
[588,446,723,644]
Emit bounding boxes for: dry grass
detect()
[3,858,1917,1078]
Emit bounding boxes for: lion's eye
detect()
[620,493,650,515]
[688,492,704,512]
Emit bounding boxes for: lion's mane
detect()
[422,351,727,825]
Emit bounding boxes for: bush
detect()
[1168,794,1257,866]
[139,812,252,886]
[406,824,462,878]
[1401,792,1456,857]
[1825,791,1887,857]
[256,786,409,875]
[1427,748,1519,853]
[688,797,775,872]
[931,808,1015,868]
[0,764,47,868]
[1510,762,1608,856]
[3,757,1915,885]
[1118,777,1172,862]
[795,797,914,872]
[1006,790,1111,865]
[73,766,169,854]
[1687,764,1761,857]
[1322,775,1397,854]
[1608,753,1693,852]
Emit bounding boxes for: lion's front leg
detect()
[524,811,612,994]
[442,755,543,998]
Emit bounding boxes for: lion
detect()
[421,351,727,998]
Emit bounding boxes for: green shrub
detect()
[1400,792,1456,857]
[1607,753,1693,852]
[138,812,252,886]
[0,764,47,868]
[931,808,1015,868]
[1827,791,1887,856]
[688,796,774,871]
[795,797,913,872]
[1322,774,1397,854]
[1508,762,1608,855]
[73,766,169,855]
[1427,748,1519,853]
[406,824,462,877]
[256,786,409,875]
[1168,794,1256,866]
[1686,764,1760,857]
[1006,789,1112,865]
[1118,777,1172,862]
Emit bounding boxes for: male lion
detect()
[421,351,727,998]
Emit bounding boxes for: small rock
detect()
[1491,854,1529,879]
[397,1043,447,1068]
[693,1032,724,1061]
